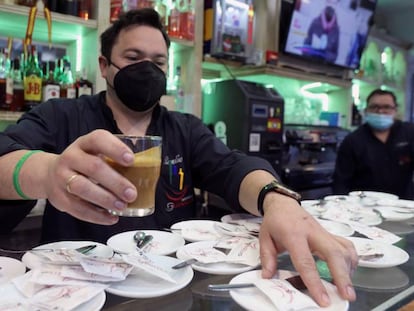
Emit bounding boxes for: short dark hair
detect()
[100,8,170,61]
[366,89,397,107]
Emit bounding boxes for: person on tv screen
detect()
[303,0,340,63]
[333,89,414,199]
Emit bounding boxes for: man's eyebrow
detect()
[124,48,167,58]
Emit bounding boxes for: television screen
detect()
[283,0,377,69]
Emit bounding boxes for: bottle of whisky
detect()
[59,57,76,98]
[0,48,7,110]
[76,68,93,97]
[23,45,43,110]
[5,48,13,110]
[11,57,25,112]
[42,61,60,102]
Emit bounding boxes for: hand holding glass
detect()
[107,135,162,217]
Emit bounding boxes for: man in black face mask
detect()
[0,9,357,307]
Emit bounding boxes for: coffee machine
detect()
[282,124,350,199]
[202,79,285,175]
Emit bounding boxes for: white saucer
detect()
[106,253,193,298]
[0,257,26,285]
[346,237,409,268]
[21,241,114,270]
[176,241,259,275]
[107,230,185,255]
[316,219,354,237]
[170,220,222,242]
[374,206,414,222]
[323,195,359,203]
[229,270,348,311]
[301,200,327,216]
[0,282,105,311]
[349,191,399,201]
[221,213,263,224]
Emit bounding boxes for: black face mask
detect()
[110,60,166,112]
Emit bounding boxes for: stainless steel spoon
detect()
[133,231,146,245]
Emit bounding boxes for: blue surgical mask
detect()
[364,112,394,131]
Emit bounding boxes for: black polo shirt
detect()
[333,121,414,199]
[0,92,275,243]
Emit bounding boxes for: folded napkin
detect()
[253,278,319,311]
[346,221,402,244]
[122,251,177,283]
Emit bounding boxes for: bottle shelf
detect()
[0,4,97,44]
[0,111,23,122]
[202,57,351,88]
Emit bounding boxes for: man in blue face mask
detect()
[333,89,414,199]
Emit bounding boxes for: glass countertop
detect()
[101,220,414,311]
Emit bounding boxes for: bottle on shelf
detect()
[5,48,13,110]
[76,67,93,97]
[171,65,184,111]
[154,0,167,28]
[42,60,60,102]
[11,57,25,112]
[184,0,195,41]
[59,57,76,98]
[177,0,191,40]
[0,48,8,110]
[136,0,154,9]
[58,0,78,16]
[110,0,123,23]
[53,58,63,83]
[23,45,43,110]
[78,0,92,20]
[16,0,36,7]
[0,0,16,5]
[168,0,180,39]
[46,0,59,12]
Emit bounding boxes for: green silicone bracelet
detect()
[13,150,42,200]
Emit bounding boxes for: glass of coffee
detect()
[107,135,162,217]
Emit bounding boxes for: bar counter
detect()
[1,217,414,310]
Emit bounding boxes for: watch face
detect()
[272,181,302,201]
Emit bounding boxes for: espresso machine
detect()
[202,79,285,175]
[281,124,350,199]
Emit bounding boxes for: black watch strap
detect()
[257,180,301,216]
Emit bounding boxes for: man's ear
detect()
[98,56,108,78]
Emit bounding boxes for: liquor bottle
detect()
[78,0,92,20]
[110,0,122,22]
[168,0,180,38]
[11,57,25,112]
[124,0,138,11]
[173,66,184,111]
[177,0,188,40]
[178,0,194,41]
[59,0,78,16]
[5,48,13,110]
[16,0,36,6]
[76,67,93,97]
[59,58,76,98]
[46,0,59,12]
[53,58,63,83]
[24,45,43,110]
[42,61,60,102]
[136,0,154,9]
[154,0,167,28]
[0,48,7,110]
[185,0,195,41]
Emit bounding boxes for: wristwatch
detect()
[257,180,302,216]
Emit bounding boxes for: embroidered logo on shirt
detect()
[165,187,194,212]
[163,154,193,212]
